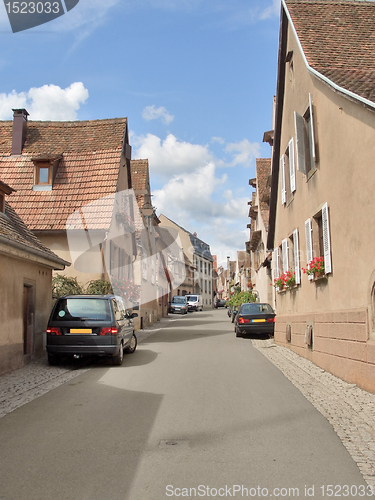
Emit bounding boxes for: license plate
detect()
[70,329,93,334]
[252,319,266,323]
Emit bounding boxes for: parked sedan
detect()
[234,302,276,338]
[46,295,138,366]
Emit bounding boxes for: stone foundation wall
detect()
[274,308,375,393]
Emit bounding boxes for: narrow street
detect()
[0,309,372,500]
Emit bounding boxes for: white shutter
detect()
[322,203,332,274]
[289,137,296,193]
[293,229,300,284]
[309,94,316,163]
[280,154,286,205]
[282,238,289,272]
[305,218,314,281]
[273,248,279,280]
[294,111,307,175]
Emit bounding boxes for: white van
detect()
[186,294,203,312]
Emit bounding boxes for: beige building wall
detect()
[0,250,56,374]
[273,22,375,393]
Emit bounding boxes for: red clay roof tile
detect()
[286,0,375,104]
[0,118,127,231]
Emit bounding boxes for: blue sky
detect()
[0,0,281,267]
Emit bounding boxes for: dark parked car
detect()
[46,295,138,366]
[234,302,276,338]
[216,299,227,308]
[169,295,188,314]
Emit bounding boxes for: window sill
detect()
[33,184,52,191]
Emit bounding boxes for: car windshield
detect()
[52,298,111,321]
[188,296,197,301]
[240,303,274,315]
[172,297,186,304]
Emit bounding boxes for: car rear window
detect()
[240,303,274,315]
[52,298,111,322]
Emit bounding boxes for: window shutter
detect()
[280,155,286,205]
[293,229,300,284]
[289,137,296,193]
[273,248,279,289]
[322,202,332,274]
[282,238,289,272]
[309,94,316,163]
[304,218,314,280]
[294,111,307,175]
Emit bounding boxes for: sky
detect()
[0,0,281,267]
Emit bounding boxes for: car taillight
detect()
[267,318,275,323]
[238,317,250,324]
[100,327,118,336]
[46,327,62,335]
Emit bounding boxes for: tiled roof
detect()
[0,118,127,155]
[0,118,127,231]
[286,0,375,104]
[256,158,271,232]
[0,201,68,266]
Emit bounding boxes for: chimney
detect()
[11,108,29,156]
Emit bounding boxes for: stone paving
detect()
[252,338,375,491]
[1,317,375,492]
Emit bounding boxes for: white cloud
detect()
[0,83,89,120]
[259,0,281,20]
[133,133,213,176]
[142,105,174,125]
[223,139,260,167]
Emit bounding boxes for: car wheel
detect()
[113,342,124,366]
[124,333,137,354]
[48,353,60,366]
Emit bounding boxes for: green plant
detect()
[85,279,113,295]
[52,274,84,299]
[226,290,257,310]
[302,257,325,277]
[273,269,296,290]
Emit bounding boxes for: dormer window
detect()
[36,161,52,185]
[32,156,61,191]
[0,180,15,214]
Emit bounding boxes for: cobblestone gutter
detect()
[252,338,375,491]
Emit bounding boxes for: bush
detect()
[52,274,84,299]
[85,279,113,295]
[226,290,257,310]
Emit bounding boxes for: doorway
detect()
[23,284,34,357]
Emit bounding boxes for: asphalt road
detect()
[0,309,371,500]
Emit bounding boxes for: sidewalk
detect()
[1,320,375,490]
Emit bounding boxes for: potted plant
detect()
[302,257,325,279]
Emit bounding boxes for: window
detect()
[280,138,296,205]
[305,203,332,277]
[294,94,316,177]
[35,162,52,185]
